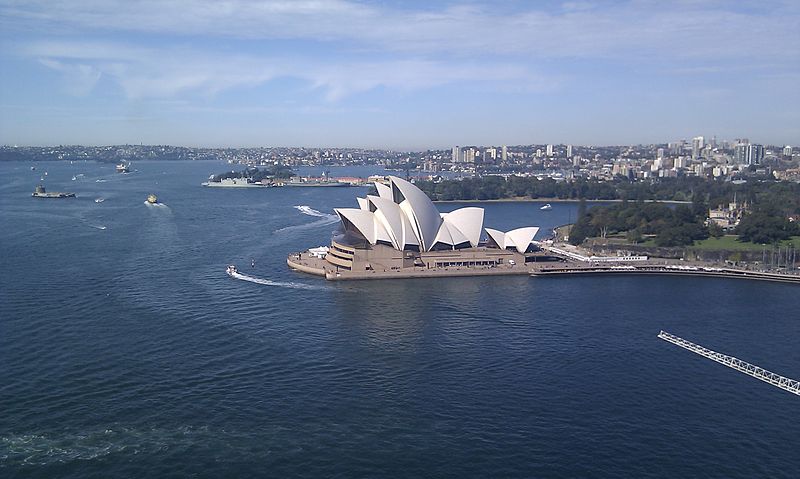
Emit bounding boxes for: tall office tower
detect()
[501,145,508,162]
[546,144,554,157]
[734,143,764,165]
[784,145,793,157]
[734,143,748,164]
[566,144,573,158]
[692,136,704,160]
[657,148,665,160]
[464,147,476,163]
[452,146,460,163]
[747,144,764,165]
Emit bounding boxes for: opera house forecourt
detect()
[287,176,542,280]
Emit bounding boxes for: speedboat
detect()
[226,265,238,277]
[95,197,105,203]
[540,203,553,210]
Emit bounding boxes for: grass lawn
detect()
[690,235,800,251]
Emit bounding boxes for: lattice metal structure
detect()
[658,330,800,396]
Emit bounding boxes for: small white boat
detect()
[72,175,77,181]
[540,203,553,210]
[95,197,105,203]
[226,265,238,277]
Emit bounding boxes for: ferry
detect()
[540,203,553,210]
[226,264,238,277]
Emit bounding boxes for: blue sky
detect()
[1,0,798,149]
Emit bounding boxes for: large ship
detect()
[201,177,271,188]
[284,176,349,187]
[32,185,75,198]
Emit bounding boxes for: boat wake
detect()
[295,205,331,218]
[229,269,325,291]
[89,224,107,230]
[275,205,338,233]
[144,201,169,209]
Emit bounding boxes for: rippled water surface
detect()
[1,161,798,478]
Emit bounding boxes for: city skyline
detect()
[1,0,798,148]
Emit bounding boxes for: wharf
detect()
[530,263,800,284]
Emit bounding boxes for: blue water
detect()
[1,161,798,478]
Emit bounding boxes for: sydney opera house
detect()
[288,176,541,280]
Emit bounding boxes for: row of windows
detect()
[434,260,499,268]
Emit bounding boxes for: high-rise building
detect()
[566,144,573,158]
[734,143,764,165]
[546,144,554,157]
[784,145,793,157]
[657,148,665,160]
[501,145,508,162]
[464,147,476,164]
[452,146,460,163]
[692,136,704,160]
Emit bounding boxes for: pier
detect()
[529,263,800,284]
[658,331,800,396]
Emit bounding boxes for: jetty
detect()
[658,331,800,396]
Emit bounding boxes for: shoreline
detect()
[433,198,692,204]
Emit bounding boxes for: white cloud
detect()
[2,0,798,61]
[28,40,543,101]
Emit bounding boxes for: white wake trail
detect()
[295,205,330,217]
[275,205,338,233]
[229,270,326,291]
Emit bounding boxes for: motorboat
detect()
[226,265,238,277]
[540,203,553,210]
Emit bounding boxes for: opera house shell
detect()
[334,176,539,253]
[287,175,541,280]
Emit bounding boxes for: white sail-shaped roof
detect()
[334,208,392,245]
[367,195,406,250]
[335,176,539,254]
[485,227,539,253]
[441,207,484,247]
[390,176,442,251]
[432,221,470,249]
[374,182,392,200]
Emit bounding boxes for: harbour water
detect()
[1,161,799,478]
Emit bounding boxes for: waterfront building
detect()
[289,176,540,280]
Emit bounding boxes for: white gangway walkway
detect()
[658,331,800,396]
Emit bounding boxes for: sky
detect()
[0,0,798,149]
